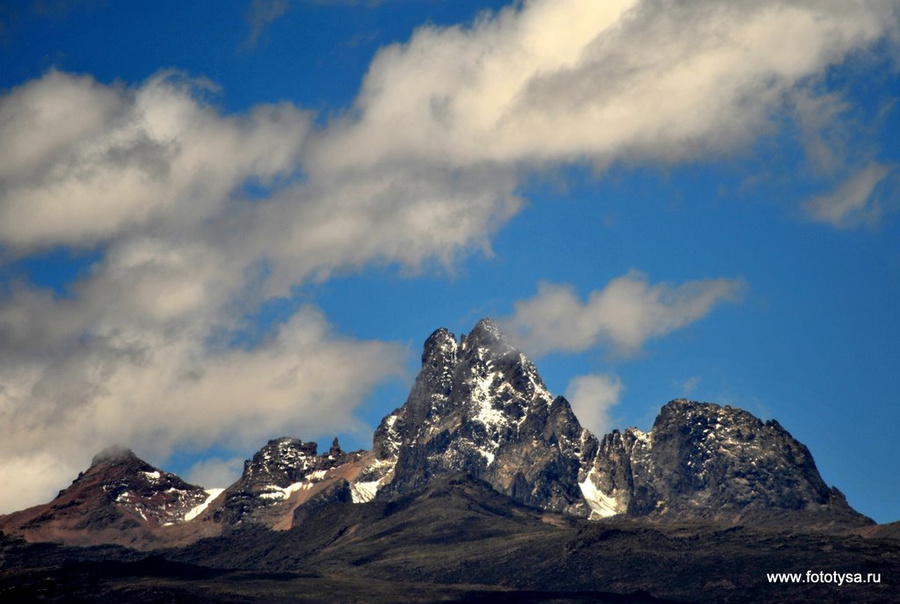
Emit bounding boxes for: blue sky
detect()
[0,0,898,523]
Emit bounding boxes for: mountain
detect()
[164,475,894,604]
[582,399,868,527]
[3,476,896,604]
[207,437,376,528]
[0,445,210,548]
[1,318,896,603]
[374,319,869,528]
[0,318,875,550]
[373,319,593,516]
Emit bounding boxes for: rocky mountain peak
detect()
[244,437,319,487]
[328,437,343,459]
[0,448,209,547]
[462,317,510,352]
[582,399,870,526]
[214,435,363,525]
[90,445,139,467]
[421,327,457,366]
[373,318,591,515]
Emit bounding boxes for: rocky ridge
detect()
[210,437,371,527]
[582,399,865,526]
[0,319,873,549]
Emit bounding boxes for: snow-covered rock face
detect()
[584,399,863,523]
[373,318,594,516]
[243,437,319,487]
[369,321,867,525]
[183,488,224,522]
[77,447,210,528]
[215,437,355,524]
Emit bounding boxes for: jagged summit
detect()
[421,326,456,365]
[373,318,590,515]
[463,317,513,351]
[419,318,517,371]
[583,398,871,526]
[214,435,370,526]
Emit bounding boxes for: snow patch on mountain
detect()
[184,488,224,522]
[579,468,621,519]
[259,481,310,500]
[350,481,379,503]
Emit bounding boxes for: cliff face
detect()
[583,399,867,525]
[373,319,595,515]
[374,319,868,526]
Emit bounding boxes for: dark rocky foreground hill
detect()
[0,319,897,602]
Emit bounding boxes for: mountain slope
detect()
[0,446,210,548]
[166,475,899,604]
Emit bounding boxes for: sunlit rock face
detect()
[374,318,596,516]
[214,437,363,525]
[582,399,868,525]
[374,319,870,527]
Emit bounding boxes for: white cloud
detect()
[804,163,893,229]
[565,373,623,437]
[0,70,310,251]
[254,164,522,294]
[0,303,404,511]
[185,457,246,489]
[503,272,747,357]
[0,452,77,514]
[314,0,896,172]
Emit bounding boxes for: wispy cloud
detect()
[245,0,291,48]
[680,376,701,397]
[565,373,623,436]
[185,457,246,489]
[314,0,896,172]
[503,272,747,358]
[804,163,893,229]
